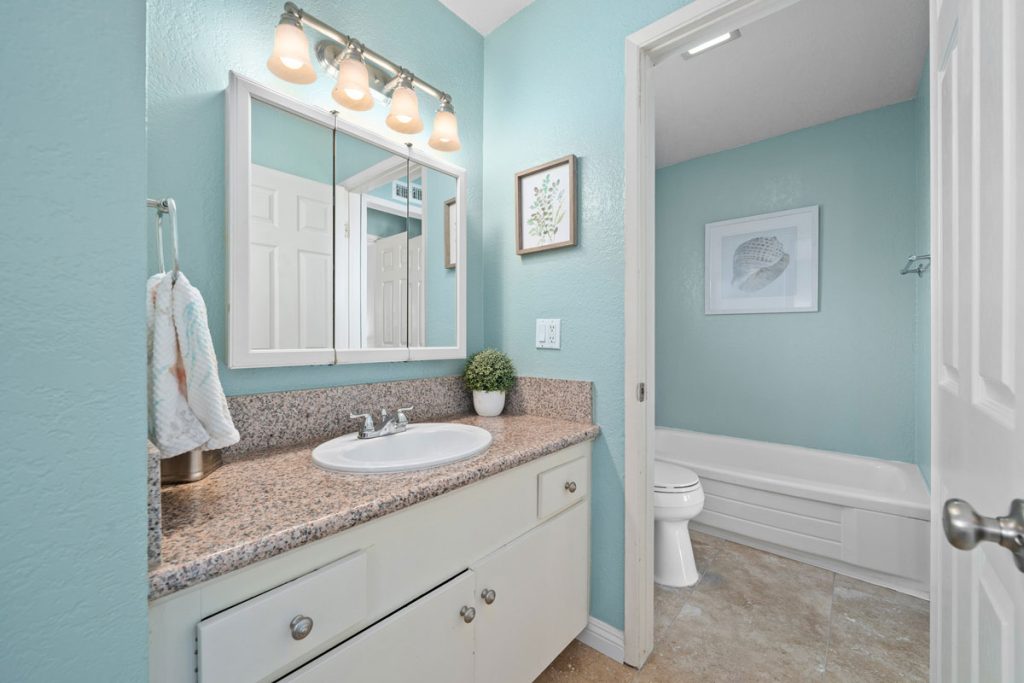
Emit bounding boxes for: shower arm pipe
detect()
[283,2,453,105]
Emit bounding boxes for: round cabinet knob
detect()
[290,615,314,640]
[481,588,497,605]
[460,606,476,623]
[565,481,577,493]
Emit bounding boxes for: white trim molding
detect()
[622,0,800,669]
[577,616,625,664]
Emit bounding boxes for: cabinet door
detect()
[473,502,589,683]
[281,570,476,683]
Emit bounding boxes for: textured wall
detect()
[147,0,483,396]
[656,102,923,462]
[0,2,149,680]
[483,0,692,630]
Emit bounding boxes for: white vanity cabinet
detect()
[149,442,592,683]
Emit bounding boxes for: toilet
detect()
[654,459,705,587]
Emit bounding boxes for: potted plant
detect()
[463,349,516,417]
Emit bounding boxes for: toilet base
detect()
[654,518,699,587]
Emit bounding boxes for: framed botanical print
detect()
[515,154,577,255]
[705,205,819,314]
[444,197,457,269]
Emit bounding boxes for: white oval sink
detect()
[312,423,493,473]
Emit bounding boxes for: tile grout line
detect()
[821,571,837,680]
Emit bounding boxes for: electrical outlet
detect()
[536,319,561,349]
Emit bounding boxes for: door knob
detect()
[481,588,497,605]
[942,498,1024,572]
[290,614,314,640]
[459,606,476,623]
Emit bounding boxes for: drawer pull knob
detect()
[565,481,578,493]
[460,606,476,623]
[481,588,497,605]
[290,615,314,640]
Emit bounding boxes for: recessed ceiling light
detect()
[682,29,741,59]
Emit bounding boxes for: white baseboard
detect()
[576,616,625,663]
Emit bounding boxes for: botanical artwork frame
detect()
[444,197,457,269]
[705,205,819,315]
[515,154,577,255]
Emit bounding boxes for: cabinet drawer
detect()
[197,551,367,682]
[537,456,588,519]
[281,571,476,683]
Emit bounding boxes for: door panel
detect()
[473,503,589,683]
[932,1,1024,681]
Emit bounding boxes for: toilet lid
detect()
[654,460,700,491]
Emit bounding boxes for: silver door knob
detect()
[290,614,314,640]
[565,481,577,493]
[459,606,476,623]
[943,498,1024,572]
[481,588,497,605]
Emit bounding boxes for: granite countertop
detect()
[149,414,600,600]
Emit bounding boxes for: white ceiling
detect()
[654,0,928,168]
[438,0,535,35]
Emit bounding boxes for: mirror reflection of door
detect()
[248,100,333,351]
[334,135,410,350]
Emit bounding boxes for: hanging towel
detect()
[171,272,240,450]
[147,272,210,457]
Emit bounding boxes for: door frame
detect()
[623,0,809,667]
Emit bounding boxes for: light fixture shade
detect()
[428,110,461,152]
[332,57,373,111]
[267,20,316,84]
[385,86,424,134]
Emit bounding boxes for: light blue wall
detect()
[147,0,483,396]
[252,99,333,184]
[913,62,932,486]
[425,169,458,346]
[656,102,922,462]
[0,3,149,680]
[483,0,692,630]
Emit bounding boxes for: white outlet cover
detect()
[536,319,561,349]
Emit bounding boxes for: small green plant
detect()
[463,349,516,393]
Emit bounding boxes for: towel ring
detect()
[149,197,180,281]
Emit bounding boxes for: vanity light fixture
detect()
[266,2,459,152]
[385,73,424,134]
[267,12,316,83]
[682,29,741,59]
[428,98,461,152]
[331,44,373,111]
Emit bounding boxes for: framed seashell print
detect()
[705,205,819,314]
[515,154,577,254]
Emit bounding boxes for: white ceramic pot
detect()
[472,390,506,417]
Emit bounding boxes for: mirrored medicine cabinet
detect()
[226,72,466,368]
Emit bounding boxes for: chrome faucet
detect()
[349,407,413,439]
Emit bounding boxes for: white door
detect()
[249,164,333,350]
[932,1,1024,681]
[408,234,425,346]
[367,231,407,348]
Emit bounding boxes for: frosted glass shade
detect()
[385,86,424,134]
[332,57,373,111]
[428,110,461,152]
[267,22,315,84]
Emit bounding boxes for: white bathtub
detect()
[656,427,931,597]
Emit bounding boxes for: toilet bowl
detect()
[654,459,705,587]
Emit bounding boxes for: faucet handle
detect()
[397,407,413,426]
[349,413,375,434]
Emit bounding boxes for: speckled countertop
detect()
[149,414,599,600]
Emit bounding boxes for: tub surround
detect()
[152,414,598,599]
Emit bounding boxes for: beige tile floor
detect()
[536,531,929,682]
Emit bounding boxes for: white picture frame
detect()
[705,205,819,315]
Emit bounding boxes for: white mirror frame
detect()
[226,71,467,368]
